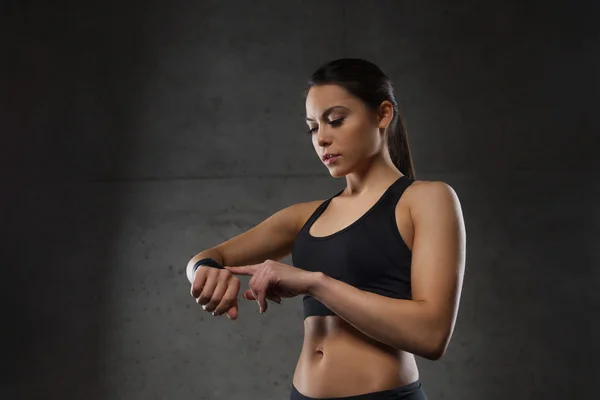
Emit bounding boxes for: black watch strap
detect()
[193,258,224,273]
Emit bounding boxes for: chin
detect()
[327,166,349,179]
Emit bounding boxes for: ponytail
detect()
[388,107,415,179]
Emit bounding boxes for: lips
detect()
[321,153,340,161]
[322,154,341,165]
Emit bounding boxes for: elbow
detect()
[422,343,446,361]
[419,330,451,361]
[417,342,446,361]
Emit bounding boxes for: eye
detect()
[306,118,345,135]
[329,117,345,127]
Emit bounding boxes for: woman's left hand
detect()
[224,260,319,314]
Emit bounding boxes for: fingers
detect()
[225,304,238,320]
[202,280,228,313]
[243,288,281,304]
[190,269,209,298]
[257,289,268,314]
[247,272,263,313]
[269,289,283,304]
[191,267,240,318]
[213,277,240,317]
[242,264,287,313]
[224,265,257,276]
[190,264,282,319]
[249,267,271,314]
[195,270,219,308]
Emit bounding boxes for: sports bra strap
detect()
[300,187,344,233]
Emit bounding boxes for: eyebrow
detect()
[305,105,350,122]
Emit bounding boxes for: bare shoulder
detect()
[394,180,463,250]
[403,179,462,215]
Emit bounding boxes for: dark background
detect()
[2,1,599,399]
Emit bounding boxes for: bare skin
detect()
[291,179,422,398]
[188,84,465,398]
[289,85,463,396]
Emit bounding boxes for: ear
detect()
[377,101,394,130]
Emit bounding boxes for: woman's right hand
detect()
[191,266,241,320]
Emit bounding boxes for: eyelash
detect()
[307,118,345,135]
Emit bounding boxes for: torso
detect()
[292,177,423,398]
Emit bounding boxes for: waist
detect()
[293,316,419,398]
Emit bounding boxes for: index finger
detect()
[224,265,258,276]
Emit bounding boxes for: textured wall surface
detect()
[2,1,598,399]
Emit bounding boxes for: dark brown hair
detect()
[306,58,415,178]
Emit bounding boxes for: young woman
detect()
[187,58,466,400]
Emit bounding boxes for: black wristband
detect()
[193,258,224,273]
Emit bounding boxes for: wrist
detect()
[187,250,224,283]
[307,272,327,297]
[186,262,197,284]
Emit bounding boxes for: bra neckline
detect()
[306,176,405,241]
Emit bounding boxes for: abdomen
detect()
[292,316,420,398]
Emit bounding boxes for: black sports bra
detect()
[291,176,414,319]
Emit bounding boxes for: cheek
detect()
[344,121,369,145]
[347,122,380,153]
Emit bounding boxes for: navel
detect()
[314,346,324,359]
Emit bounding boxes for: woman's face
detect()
[305,84,392,178]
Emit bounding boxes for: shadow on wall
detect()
[2,2,152,399]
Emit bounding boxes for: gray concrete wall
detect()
[2,1,598,399]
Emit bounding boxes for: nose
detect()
[316,128,331,147]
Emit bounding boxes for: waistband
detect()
[290,380,425,400]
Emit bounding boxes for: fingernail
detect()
[202,304,207,310]
[212,311,217,316]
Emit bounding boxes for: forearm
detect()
[186,248,224,284]
[308,273,446,360]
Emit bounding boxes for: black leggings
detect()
[290,380,428,400]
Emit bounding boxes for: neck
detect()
[343,153,401,196]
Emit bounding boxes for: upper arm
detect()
[408,181,466,347]
[212,201,320,267]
